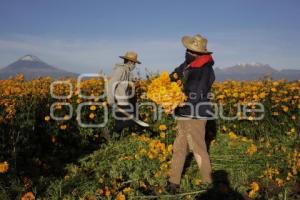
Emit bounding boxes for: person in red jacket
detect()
[166,34,215,193]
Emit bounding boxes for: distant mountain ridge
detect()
[215,63,300,81]
[0,55,78,79]
[0,56,299,81]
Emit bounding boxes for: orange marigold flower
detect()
[0,161,9,173]
[247,144,258,156]
[60,124,67,130]
[248,182,259,198]
[282,106,289,112]
[116,192,126,200]
[21,192,35,200]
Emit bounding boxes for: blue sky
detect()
[0,0,299,74]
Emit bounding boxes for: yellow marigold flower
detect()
[240,92,246,98]
[217,94,225,99]
[89,113,95,119]
[259,92,266,99]
[160,132,166,139]
[271,87,277,92]
[273,81,279,86]
[167,144,173,154]
[228,132,238,140]
[154,171,161,178]
[241,137,250,142]
[159,124,167,131]
[147,71,186,113]
[139,148,147,155]
[90,105,97,111]
[147,152,155,159]
[160,162,169,171]
[248,190,257,199]
[193,178,202,186]
[44,116,50,121]
[291,128,296,133]
[123,187,132,193]
[0,161,9,173]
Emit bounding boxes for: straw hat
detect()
[119,51,141,64]
[182,34,212,54]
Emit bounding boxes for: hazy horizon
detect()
[1,53,299,76]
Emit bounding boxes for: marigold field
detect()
[0,73,299,200]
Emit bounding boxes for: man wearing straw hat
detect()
[106,51,143,136]
[167,34,215,193]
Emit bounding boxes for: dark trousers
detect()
[111,104,136,133]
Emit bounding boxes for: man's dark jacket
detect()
[170,54,215,118]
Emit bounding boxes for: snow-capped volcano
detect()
[19,55,42,62]
[0,55,78,79]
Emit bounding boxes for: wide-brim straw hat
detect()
[119,51,141,64]
[182,34,212,54]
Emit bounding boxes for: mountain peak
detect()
[215,63,300,81]
[224,62,276,74]
[235,62,272,68]
[19,55,41,62]
[0,55,78,80]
